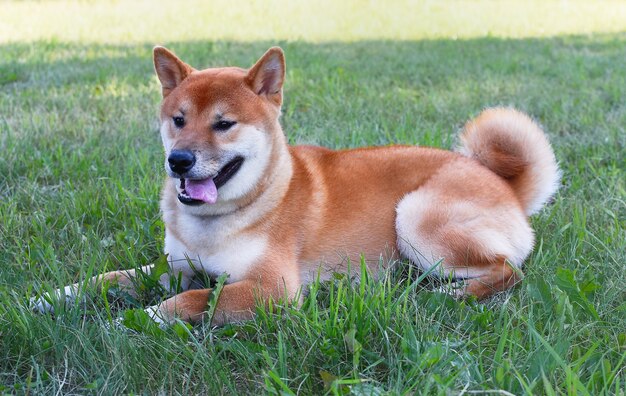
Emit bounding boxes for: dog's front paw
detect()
[107,306,174,332]
[30,285,78,314]
[30,295,55,314]
[434,281,467,298]
[144,305,173,328]
[103,316,127,331]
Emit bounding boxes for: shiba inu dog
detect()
[32,46,560,326]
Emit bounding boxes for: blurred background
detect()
[3,0,626,43]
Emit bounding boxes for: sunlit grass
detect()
[1,0,626,44]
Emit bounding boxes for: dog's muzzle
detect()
[175,156,245,205]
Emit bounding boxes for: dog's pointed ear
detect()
[153,46,194,98]
[245,47,285,106]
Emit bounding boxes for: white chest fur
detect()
[164,214,267,284]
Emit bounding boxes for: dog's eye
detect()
[172,116,185,128]
[213,120,236,132]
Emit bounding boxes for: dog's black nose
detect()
[168,150,196,174]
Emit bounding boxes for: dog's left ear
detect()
[245,47,285,106]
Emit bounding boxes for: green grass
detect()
[1,1,625,394]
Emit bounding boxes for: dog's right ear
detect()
[153,46,194,98]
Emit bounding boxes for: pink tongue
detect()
[185,178,218,204]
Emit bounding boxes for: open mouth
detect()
[177,156,244,205]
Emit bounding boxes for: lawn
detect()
[1,1,625,394]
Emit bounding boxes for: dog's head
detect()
[153,46,286,211]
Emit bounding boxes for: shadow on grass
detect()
[3,33,626,85]
[2,34,626,148]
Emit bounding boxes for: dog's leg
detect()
[431,255,524,299]
[31,264,194,314]
[31,265,153,313]
[145,274,299,326]
[455,256,523,299]
[396,178,534,299]
[145,282,255,326]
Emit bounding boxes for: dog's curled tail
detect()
[458,107,561,216]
